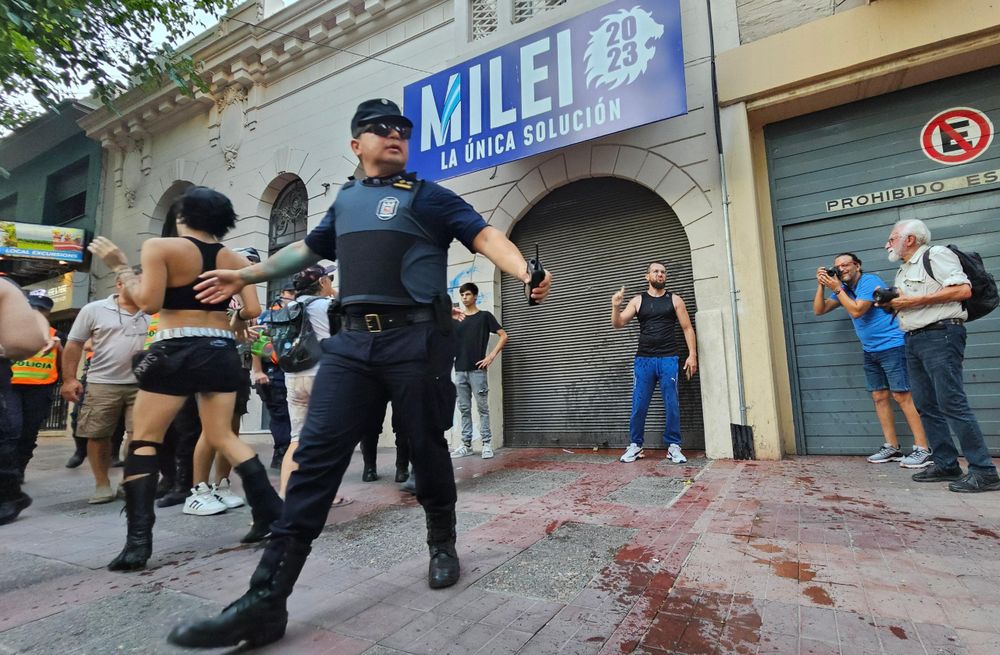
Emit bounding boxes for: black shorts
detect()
[135,337,243,397]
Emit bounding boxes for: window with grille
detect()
[267,179,308,305]
[471,0,498,40]
[512,0,565,24]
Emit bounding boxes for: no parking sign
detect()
[921,107,994,165]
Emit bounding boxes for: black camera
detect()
[872,286,899,311]
[822,267,839,279]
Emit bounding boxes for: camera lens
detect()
[824,267,839,279]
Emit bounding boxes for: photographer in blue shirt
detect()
[814,253,930,467]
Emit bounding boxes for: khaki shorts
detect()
[77,383,138,440]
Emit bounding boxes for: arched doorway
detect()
[500,177,704,449]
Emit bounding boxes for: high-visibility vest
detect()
[144,313,160,349]
[11,327,59,385]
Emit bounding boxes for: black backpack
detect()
[922,245,1000,322]
[266,297,324,372]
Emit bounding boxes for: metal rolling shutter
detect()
[767,66,1000,455]
[500,177,704,449]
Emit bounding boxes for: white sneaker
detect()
[211,478,245,509]
[481,443,494,459]
[667,444,687,464]
[183,482,228,516]
[620,443,644,463]
[450,444,472,458]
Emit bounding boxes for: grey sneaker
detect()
[867,444,903,463]
[899,447,932,469]
[450,444,472,458]
[481,443,494,459]
[620,443,644,463]
[667,444,687,464]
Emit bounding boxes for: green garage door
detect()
[767,66,1000,455]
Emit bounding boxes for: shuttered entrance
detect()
[767,66,1000,455]
[500,177,704,449]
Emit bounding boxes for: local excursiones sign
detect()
[403,0,686,181]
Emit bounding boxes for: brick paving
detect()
[2,436,999,654]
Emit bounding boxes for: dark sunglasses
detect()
[358,122,412,140]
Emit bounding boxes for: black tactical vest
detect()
[333,177,447,306]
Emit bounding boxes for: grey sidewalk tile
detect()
[457,469,581,496]
[0,586,228,655]
[475,522,636,603]
[604,476,688,506]
[0,550,83,590]
[312,506,491,571]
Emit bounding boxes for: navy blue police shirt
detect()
[304,173,487,263]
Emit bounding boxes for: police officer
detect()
[10,291,61,480]
[167,98,552,649]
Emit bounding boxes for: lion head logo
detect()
[585,6,664,91]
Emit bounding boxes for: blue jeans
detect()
[905,323,996,473]
[456,369,491,445]
[629,356,681,447]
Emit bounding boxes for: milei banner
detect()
[403,0,686,181]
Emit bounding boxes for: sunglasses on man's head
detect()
[358,122,412,140]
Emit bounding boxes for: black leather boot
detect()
[167,537,311,648]
[156,445,193,508]
[65,437,87,468]
[236,456,283,543]
[108,443,160,571]
[269,445,287,471]
[426,511,460,589]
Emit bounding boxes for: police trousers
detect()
[273,322,457,543]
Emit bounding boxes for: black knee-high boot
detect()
[108,441,160,571]
[426,510,460,589]
[235,455,282,543]
[167,536,310,648]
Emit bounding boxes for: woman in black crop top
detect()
[88,186,282,572]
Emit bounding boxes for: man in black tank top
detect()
[611,262,698,464]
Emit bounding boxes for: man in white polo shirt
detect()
[882,219,999,493]
[61,269,150,503]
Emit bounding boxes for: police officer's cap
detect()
[351,98,412,135]
[26,289,54,311]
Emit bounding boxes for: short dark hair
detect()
[835,252,862,268]
[161,199,182,237]
[459,282,479,295]
[176,187,237,239]
[647,261,666,273]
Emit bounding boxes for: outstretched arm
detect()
[195,240,322,305]
[0,282,48,360]
[471,227,551,303]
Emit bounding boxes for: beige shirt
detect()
[894,244,969,332]
[67,295,150,384]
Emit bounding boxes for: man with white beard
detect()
[879,219,999,492]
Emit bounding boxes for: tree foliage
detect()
[0,0,233,131]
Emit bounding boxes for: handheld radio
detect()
[527,244,544,306]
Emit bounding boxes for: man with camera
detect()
[879,219,998,492]
[814,254,931,467]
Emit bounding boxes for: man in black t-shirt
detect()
[611,262,698,465]
[451,282,507,460]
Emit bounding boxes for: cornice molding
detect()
[80,0,447,143]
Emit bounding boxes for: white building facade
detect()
[81,0,755,459]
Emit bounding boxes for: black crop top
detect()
[161,237,231,312]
